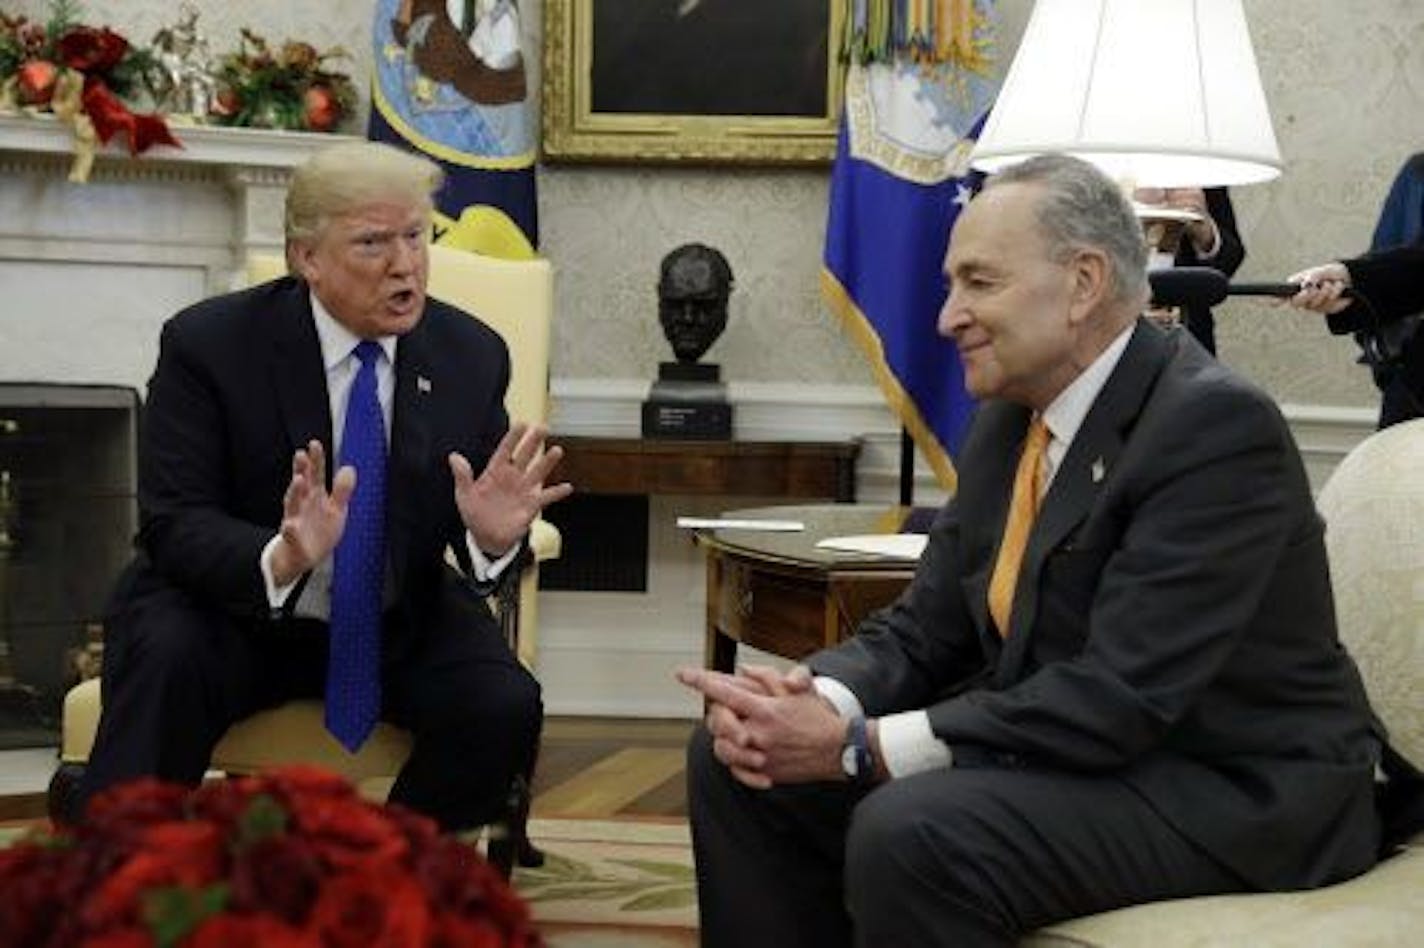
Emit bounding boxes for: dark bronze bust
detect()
[658,243,733,365]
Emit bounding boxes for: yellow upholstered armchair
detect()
[1025,420,1424,946]
[50,243,560,876]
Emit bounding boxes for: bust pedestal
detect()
[641,362,733,440]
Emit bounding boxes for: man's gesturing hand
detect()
[271,440,354,586]
[450,422,573,556]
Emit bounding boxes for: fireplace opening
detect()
[0,384,138,749]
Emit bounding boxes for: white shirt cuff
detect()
[876,710,954,778]
[465,532,520,582]
[813,675,864,719]
[260,534,300,610]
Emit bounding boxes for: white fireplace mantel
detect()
[0,112,360,265]
[0,113,358,390]
[0,112,358,173]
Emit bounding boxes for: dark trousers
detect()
[1377,366,1424,429]
[687,726,1246,948]
[78,566,541,831]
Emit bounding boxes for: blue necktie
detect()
[326,340,386,751]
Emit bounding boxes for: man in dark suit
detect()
[78,141,571,832]
[678,154,1381,946]
[1290,242,1424,425]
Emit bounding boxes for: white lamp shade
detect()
[971,0,1281,187]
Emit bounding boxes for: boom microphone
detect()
[1147,267,1321,309]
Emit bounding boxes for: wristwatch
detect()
[840,716,876,786]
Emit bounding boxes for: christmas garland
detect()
[0,1,357,182]
[210,28,356,134]
[0,0,177,181]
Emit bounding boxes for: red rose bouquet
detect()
[0,0,178,182]
[0,766,541,947]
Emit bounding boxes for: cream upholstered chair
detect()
[51,243,560,876]
[1024,419,1424,946]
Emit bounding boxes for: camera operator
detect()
[1289,242,1424,427]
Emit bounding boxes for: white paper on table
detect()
[676,517,805,532]
[815,534,928,560]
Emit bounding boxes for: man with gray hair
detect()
[79,142,570,845]
[678,154,1382,945]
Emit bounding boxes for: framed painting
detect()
[542,0,844,165]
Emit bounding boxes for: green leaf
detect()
[234,793,287,850]
[142,884,229,948]
[42,0,81,59]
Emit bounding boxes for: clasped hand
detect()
[676,663,848,789]
[272,423,572,583]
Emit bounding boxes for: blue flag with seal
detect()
[369,0,538,254]
[822,0,1000,490]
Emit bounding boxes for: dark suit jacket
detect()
[1175,187,1245,354]
[1327,242,1424,423]
[1332,242,1424,330]
[809,320,1380,891]
[125,275,511,631]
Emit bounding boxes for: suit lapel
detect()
[997,320,1173,680]
[389,315,435,589]
[270,284,332,470]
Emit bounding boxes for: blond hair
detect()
[284,142,443,244]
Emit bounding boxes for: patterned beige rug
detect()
[516,817,698,947]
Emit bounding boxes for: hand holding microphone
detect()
[1285,262,1353,315]
[1148,267,1355,314]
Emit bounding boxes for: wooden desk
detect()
[699,505,918,672]
[550,437,861,502]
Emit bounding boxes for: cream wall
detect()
[19,0,1418,408]
[1225,0,1424,406]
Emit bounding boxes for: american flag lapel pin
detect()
[1091,457,1106,483]
[417,375,432,394]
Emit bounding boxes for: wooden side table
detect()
[549,437,861,502]
[698,505,918,672]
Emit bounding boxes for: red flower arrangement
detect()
[0,766,541,947]
[210,28,356,134]
[0,1,178,182]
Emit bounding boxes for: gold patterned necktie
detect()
[987,418,1050,638]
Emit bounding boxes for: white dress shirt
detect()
[816,324,1136,778]
[259,292,517,615]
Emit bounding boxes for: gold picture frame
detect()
[542,0,845,165]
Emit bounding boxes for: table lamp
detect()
[970,0,1281,190]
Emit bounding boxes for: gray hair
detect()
[285,142,443,243]
[983,154,1149,307]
